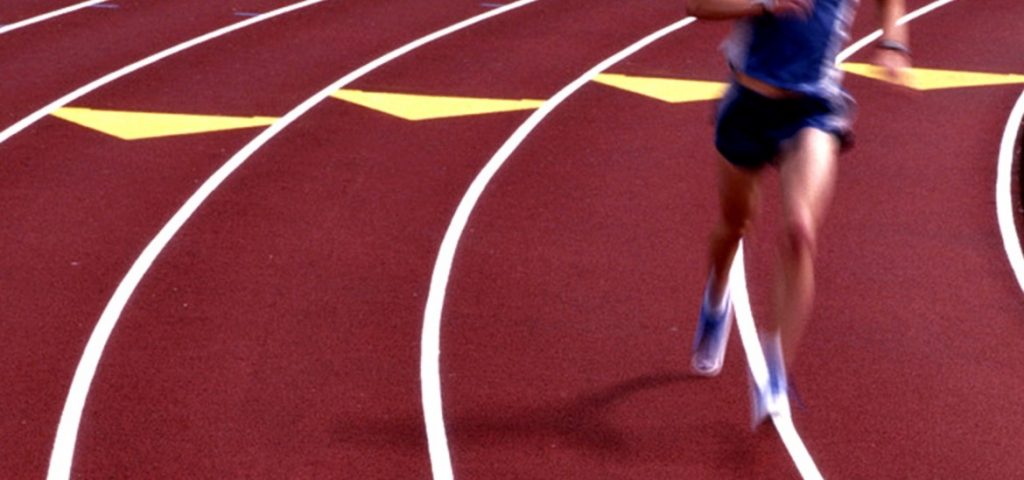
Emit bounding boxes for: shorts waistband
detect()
[733,71,806,100]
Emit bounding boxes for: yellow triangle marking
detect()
[51,107,278,140]
[841,63,1024,91]
[593,73,728,103]
[331,89,545,121]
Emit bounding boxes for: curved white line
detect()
[730,242,825,479]
[733,0,960,478]
[0,0,108,36]
[423,0,962,478]
[0,0,325,147]
[46,1,539,479]
[420,17,696,480]
[46,3,327,477]
[997,90,1024,294]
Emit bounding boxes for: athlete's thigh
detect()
[717,156,762,228]
[778,127,839,231]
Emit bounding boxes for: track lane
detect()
[437,0,1024,477]
[0,1,489,477]
[998,91,1024,294]
[0,0,108,35]
[437,20,803,478]
[430,6,916,477]
[4,0,1021,477]
[65,1,692,477]
[0,0,106,27]
[61,1,540,476]
[0,0,300,132]
[1,3,327,475]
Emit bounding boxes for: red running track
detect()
[0,0,309,131]
[1,1,105,27]
[1,0,1022,478]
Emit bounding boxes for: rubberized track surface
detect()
[1,0,1022,478]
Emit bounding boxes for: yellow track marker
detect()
[331,89,545,121]
[51,107,278,140]
[842,63,1024,91]
[593,73,728,103]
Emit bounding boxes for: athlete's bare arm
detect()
[876,0,909,44]
[874,0,912,82]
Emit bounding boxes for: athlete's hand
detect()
[769,0,814,17]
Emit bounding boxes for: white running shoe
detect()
[751,337,791,429]
[690,288,734,376]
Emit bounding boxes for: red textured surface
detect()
[1,0,1023,478]
[0,0,105,25]
[0,0,298,130]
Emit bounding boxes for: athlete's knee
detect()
[781,217,817,258]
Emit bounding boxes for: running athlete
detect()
[685,0,911,425]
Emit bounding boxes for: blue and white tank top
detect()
[723,0,858,100]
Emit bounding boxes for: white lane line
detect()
[729,1,961,478]
[421,0,960,477]
[420,17,696,480]
[43,1,322,478]
[0,0,325,147]
[421,0,963,478]
[730,243,824,479]
[0,0,109,35]
[45,1,539,479]
[997,90,1024,294]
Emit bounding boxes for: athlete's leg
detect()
[706,158,762,303]
[771,127,839,364]
[692,156,763,376]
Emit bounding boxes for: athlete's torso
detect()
[723,0,859,99]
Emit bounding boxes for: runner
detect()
[685,0,911,426]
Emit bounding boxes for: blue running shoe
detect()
[690,288,733,376]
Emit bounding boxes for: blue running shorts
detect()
[714,83,854,170]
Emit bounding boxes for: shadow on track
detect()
[330,370,765,474]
